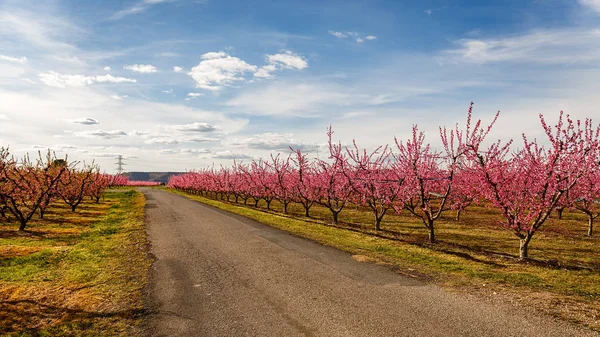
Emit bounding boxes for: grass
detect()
[166,188,600,331]
[0,189,151,336]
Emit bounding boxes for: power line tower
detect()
[115,155,126,174]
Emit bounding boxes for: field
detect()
[168,188,600,331]
[0,189,150,336]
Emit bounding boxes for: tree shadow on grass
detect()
[0,299,149,335]
[0,229,48,239]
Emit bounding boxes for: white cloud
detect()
[111,94,129,100]
[189,51,257,90]
[444,28,600,64]
[103,66,111,71]
[175,122,217,132]
[0,55,27,64]
[181,148,211,154]
[254,64,277,79]
[68,117,100,125]
[0,114,9,120]
[266,51,308,70]
[129,130,150,136]
[124,64,158,73]
[73,129,128,139]
[110,0,177,20]
[145,137,180,144]
[228,133,319,152]
[187,92,204,98]
[95,74,137,83]
[173,66,183,72]
[162,89,173,93]
[39,72,136,88]
[185,136,220,143]
[254,51,308,78]
[53,144,77,150]
[211,150,253,160]
[580,0,600,13]
[329,30,348,38]
[328,30,375,44]
[201,51,228,60]
[425,9,432,15]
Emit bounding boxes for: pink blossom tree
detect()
[290,148,319,217]
[314,127,354,224]
[342,141,404,230]
[467,111,599,259]
[571,162,600,236]
[392,110,469,243]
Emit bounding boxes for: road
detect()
[142,189,596,337]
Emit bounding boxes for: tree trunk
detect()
[455,209,462,221]
[283,202,288,214]
[71,204,77,212]
[375,217,382,231]
[304,205,310,217]
[19,220,27,231]
[266,199,272,210]
[557,207,564,220]
[588,215,594,237]
[332,210,339,224]
[428,224,435,243]
[519,234,533,260]
[254,199,259,207]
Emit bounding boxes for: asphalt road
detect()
[142,189,597,337]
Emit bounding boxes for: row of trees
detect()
[169,104,600,259]
[0,149,125,231]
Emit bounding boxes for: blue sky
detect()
[1,0,600,172]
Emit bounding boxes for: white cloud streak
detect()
[73,129,128,139]
[38,72,136,88]
[175,122,217,132]
[67,117,100,125]
[110,0,177,20]
[124,64,158,73]
[444,28,600,64]
[0,54,27,63]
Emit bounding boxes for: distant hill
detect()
[125,172,184,184]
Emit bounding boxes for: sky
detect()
[1,0,600,172]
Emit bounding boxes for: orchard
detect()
[0,149,131,231]
[169,105,600,260]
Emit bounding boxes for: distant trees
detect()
[0,149,125,231]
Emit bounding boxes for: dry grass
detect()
[168,189,600,331]
[0,189,150,336]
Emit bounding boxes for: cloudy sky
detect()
[1,0,600,172]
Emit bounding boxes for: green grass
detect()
[167,188,600,330]
[0,189,151,336]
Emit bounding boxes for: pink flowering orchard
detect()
[169,105,600,260]
[0,148,131,231]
